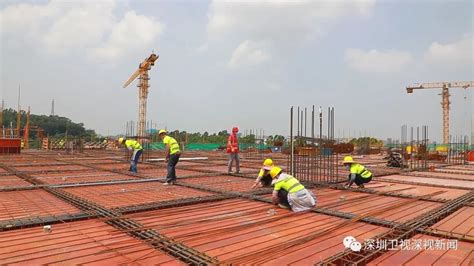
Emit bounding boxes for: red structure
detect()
[0,138,21,154]
[467,151,474,162]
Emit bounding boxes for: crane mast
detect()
[123,53,159,140]
[406,81,473,144]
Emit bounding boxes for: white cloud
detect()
[424,36,473,67]
[207,0,376,71]
[92,11,164,61]
[0,0,164,61]
[0,1,60,35]
[207,0,376,43]
[345,48,414,73]
[41,1,116,54]
[228,40,271,68]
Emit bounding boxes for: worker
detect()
[251,158,274,188]
[118,137,143,173]
[227,127,240,174]
[159,130,181,185]
[269,166,317,212]
[343,156,373,188]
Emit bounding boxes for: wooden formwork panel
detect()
[0,219,182,265]
[64,183,214,209]
[125,199,388,264]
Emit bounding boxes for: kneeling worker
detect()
[118,137,143,173]
[343,156,373,188]
[269,166,316,212]
[251,158,274,189]
[159,130,181,185]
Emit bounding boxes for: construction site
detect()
[1,1,474,265]
[1,74,473,265]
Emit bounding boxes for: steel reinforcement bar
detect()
[0,162,219,265]
[318,190,474,265]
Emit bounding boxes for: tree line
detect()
[156,130,286,146]
[1,108,96,139]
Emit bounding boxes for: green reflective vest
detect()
[350,163,372,178]
[125,139,143,151]
[163,136,180,155]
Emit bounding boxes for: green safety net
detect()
[185,143,222,151]
[145,142,271,151]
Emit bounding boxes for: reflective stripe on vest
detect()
[279,176,304,193]
[350,163,372,178]
[287,182,304,193]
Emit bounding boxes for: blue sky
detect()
[1,0,472,142]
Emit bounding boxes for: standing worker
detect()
[342,156,373,188]
[159,130,181,185]
[269,166,316,212]
[251,158,274,188]
[227,127,240,174]
[118,137,143,173]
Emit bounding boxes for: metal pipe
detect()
[304,107,307,138]
[297,106,300,137]
[290,106,294,175]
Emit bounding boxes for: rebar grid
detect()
[0,160,219,264]
[2,152,472,264]
[319,190,474,265]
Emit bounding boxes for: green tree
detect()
[1,108,95,138]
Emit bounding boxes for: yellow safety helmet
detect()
[263,158,273,167]
[342,156,355,164]
[118,137,124,144]
[159,129,167,135]
[269,166,282,179]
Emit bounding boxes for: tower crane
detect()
[123,53,159,140]
[406,81,473,144]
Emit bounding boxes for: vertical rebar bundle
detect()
[288,105,339,183]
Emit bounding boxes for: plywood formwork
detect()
[138,168,204,178]
[378,175,474,189]
[125,199,389,264]
[408,171,474,181]
[430,207,474,238]
[95,163,156,171]
[30,171,139,185]
[311,188,443,223]
[185,165,255,173]
[0,175,33,188]
[0,189,81,222]
[363,181,470,201]
[0,219,182,265]
[0,150,472,264]
[368,234,473,265]
[11,164,92,172]
[180,175,257,193]
[63,182,214,209]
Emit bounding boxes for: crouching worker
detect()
[118,137,143,173]
[251,158,274,188]
[343,156,373,188]
[269,166,316,212]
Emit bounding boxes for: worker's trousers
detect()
[166,153,180,183]
[278,190,290,207]
[130,149,143,173]
[349,174,373,186]
[227,153,240,173]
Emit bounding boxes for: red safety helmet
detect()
[232,127,239,133]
